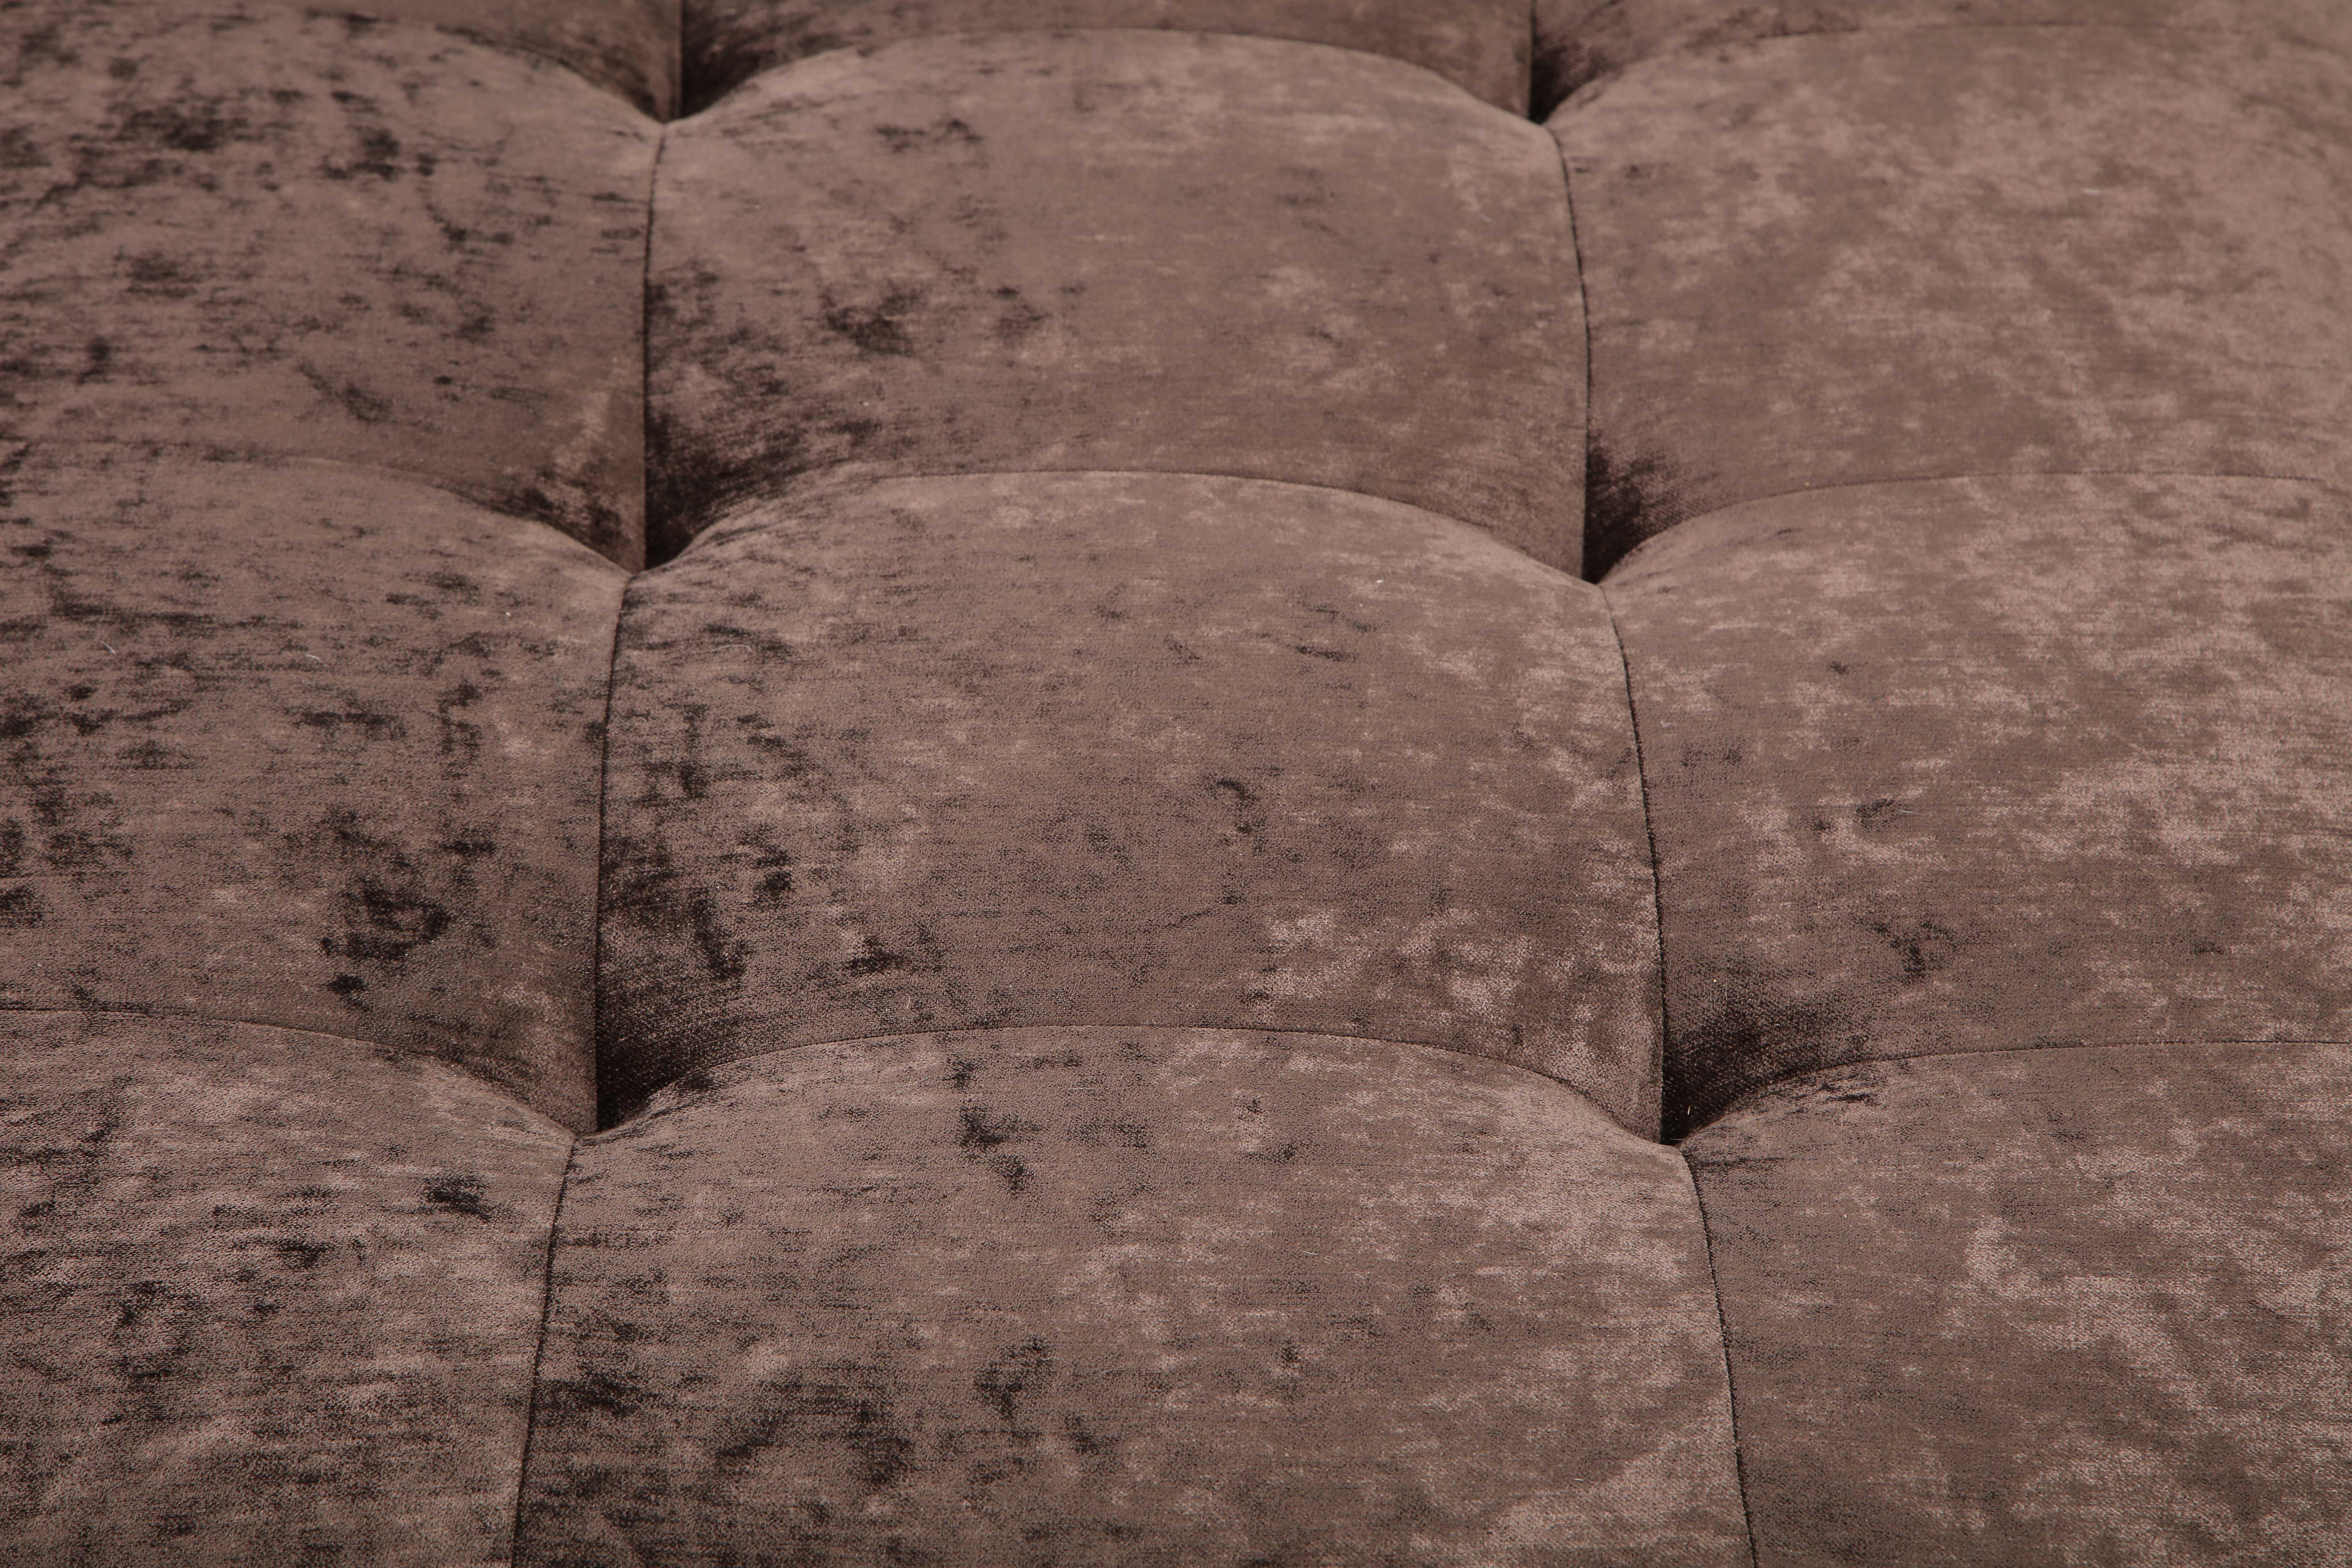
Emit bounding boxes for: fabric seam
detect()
[1683,1035,2352,1140]
[686,26,1519,120]
[590,117,664,1128]
[1545,19,2350,118]
[607,1023,1642,1131]
[3,439,634,568]
[504,1139,577,1567]
[1684,1153,1764,1568]
[1596,467,2340,580]
[1600,587,1671,1145]
[1551,102,1597,585]
[657,465,1579,575]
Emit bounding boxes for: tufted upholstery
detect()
[3,0,2346,1563]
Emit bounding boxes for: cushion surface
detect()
[684,0,1534,114]
[1688,1042,2352,1566]
[1609,475,2352,1134]
[0,451,623,1127]
[0,3,657,563]
[1533,0,2352,112]
[5,0,2347,1559]
[600,472,1659,1130]
[648,32,1583,567]
[518,1029,1749,1567]
[1557,27,2352,568]
[2,1012,572,1567]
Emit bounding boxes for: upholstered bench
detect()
[5,1,2346,1562]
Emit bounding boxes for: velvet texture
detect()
[1609,474,2352,1136]
[521,1031,1747,1566]
[2,1013,573,1567]
[0,2,658,564]
[4,0,2347,1563]
[600,473,1658,1129]
[1687,1043,2352,1565]
[646,32,1583,568]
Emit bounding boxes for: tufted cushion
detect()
[645,33,1583,567]
[522,1030,1747,1565]
[599,472,1658,1128]
[2,1013,572,1566]
[4,0,2346,1562]
[0,3,659,563]
[685,0,1538,115]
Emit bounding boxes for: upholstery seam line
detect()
[0,1002,579,1125]
[1599,586,1669,1147]
[161,7,673,123]
[1598,467,2339,579]
[685,26,1523,122]
[1553,112,1596,588]
[586,594,630,1130]
[504,1140,576,1568]
[503,96,652,1568]
[616,1024,1639,1132]
[430,33,669,125]
[327,14,670,124]
[1518,0,1538,120]
[1546,20,2350,117]
[1681,1036,2352,1142]
[590,119,659,1111]
[665,466,1570,576]
[8,437,637,572]
[1683,1156,1763,1568]
[0,1001,402,1042]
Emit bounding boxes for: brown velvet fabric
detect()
[1532,0,2352,114]
[1,1011,573,1566]
[599,472,1660,1130]
[1687,1042,2352,1566]
[1554,25,2352,569]
[270,0,684,117]
[1609,474,2352,1135]
[518,1029,1747,1567]
[0,2,657,564]
[0,451,624,1129]
[680,0,1534,115]
[9,0,2351,1559]
[647,31,1583,568]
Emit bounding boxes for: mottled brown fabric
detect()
[1,1009,574,1567]
[517,1028,1748,1567]
[1554,26,2352,569]
[0,2,658,563]
[0,450,624,1129]
[647,31,1583,567]
[1608,475,2352,1136]
[598,472,1660,1129]
[1687,1043,2352,1567]
[10,0,2352,1558]
[681,0,1533,115]
[273,0,683,116]
[1532,0,2352,113]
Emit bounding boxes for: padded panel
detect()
[0,3,657,564]
[0,1011,574,1568]
[647,32,1583,568]
[1532,0,2352,113]
[598,473,1660,1130]
[1606,475,2352,1136]
[681,0,1532,116]
[1686,1043,2352,1567]
[0,451,624,1129]
[277,0,682,117]
[517,1029,1749,1567]
[1554,26,2352,568]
